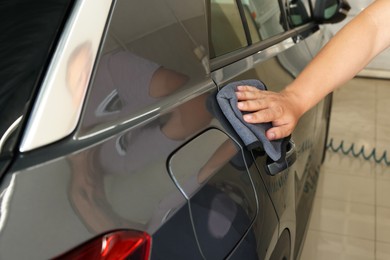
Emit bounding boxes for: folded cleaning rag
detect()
[216,79,284,162]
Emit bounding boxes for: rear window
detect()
[0,0,73,157]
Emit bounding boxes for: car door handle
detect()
[266,140,297,176]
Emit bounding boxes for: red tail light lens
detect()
[54,230,151,260]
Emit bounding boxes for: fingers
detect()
[241,108,276,124]
[236,85,259,92]
[234,85,299,140]
[235,86,266,101]
[243,109,294,140]
[237,99,268,112]
[236,87,272,112]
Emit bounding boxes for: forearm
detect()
[285,0,390,115]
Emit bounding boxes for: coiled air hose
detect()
[326,138,390,166]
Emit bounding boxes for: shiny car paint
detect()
[0,0,336,259]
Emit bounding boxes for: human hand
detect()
[236,85,304,140]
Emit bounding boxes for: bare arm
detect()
[236,0,390,140]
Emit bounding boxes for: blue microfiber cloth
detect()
[216,79,285,162]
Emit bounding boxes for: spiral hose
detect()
[326,138,390,166]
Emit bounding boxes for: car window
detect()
[241,0,286,41]
[0,1,73,158]
[79,0,209,134]
[209,0,289,58]
[242,5,261,43]
[209,0,248,58]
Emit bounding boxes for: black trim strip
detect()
[236,0,252,45]
[210,22,319,71]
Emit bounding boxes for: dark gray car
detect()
[0,0,348,259]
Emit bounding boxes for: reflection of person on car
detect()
[67,41,189,128]
[247,0,285,38]
[67,42,213,171]
[66,42,213,232]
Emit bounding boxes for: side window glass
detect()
[241,0,286,41]
[242,4,261,43]
[210,0,248,58]
[286,0,312,27]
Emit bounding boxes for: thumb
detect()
[266,125,292,141]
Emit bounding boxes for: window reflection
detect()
[210,0,248,58]
[210,0,289,58]
[242,0,286,40]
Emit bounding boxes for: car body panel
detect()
[0,0,339,259]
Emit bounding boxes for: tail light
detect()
[54,230,151,260]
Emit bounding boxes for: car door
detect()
[209,0,331,258]
[208,0,299,258]
[166,1,280,259]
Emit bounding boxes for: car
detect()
[0,0,348,259]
